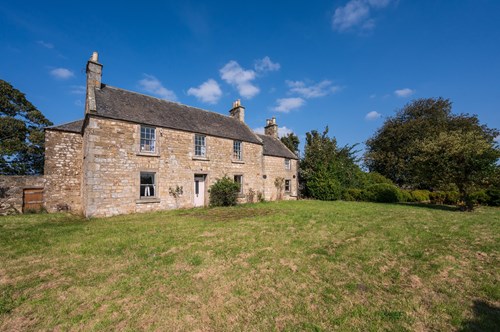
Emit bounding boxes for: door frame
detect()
[193,174,207,207]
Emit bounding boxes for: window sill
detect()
[192,156,209,161]
[137,152,160,157]
[136,198,161,204]
[232,160,245,164]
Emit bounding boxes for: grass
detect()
[0,200,499,331]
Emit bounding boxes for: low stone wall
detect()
[0,176,45,215]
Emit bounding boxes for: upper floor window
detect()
[285,158,291,170]
[195,134,206,157]
[285,179,291,192]
[140,172,156,198]
[140,126,156,153]
[233,141,242,160]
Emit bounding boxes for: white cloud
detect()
[494,135,500,143]
[138,74,177,100]
[255,56,281,73]
[273,97,305,113]
[394,88,415,98]
[332,0,392,32]
[50,68,74,79]
[37,40,54,49]
[365,111,382,121]
[70,85,86,95]
[253,126,293,138]
[286,80,340,98]
[219,61,259,99]
[187,79,222,104]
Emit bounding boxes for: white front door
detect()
[194,175,205,207]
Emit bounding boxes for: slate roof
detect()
[257,134,298,159]
[47,119,84,133]
[92,85,262,144]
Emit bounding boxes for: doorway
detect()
[193,175,206,207]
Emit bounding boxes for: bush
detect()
[468,190,490,205]
[410,190,431,202]
[362,172,394,187]
[400,190,413,202]
[363,183,403,203]
[486,188,500,206]
[429,191,446,204]
[444,191,460,205]
[307,173,342,201]
[342,188,363,201]
[209,176,240,207]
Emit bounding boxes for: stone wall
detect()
[44,130,83,214]
[82,116,266,217]
[0,176,45,215]
[262,156,298,201]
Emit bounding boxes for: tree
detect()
[280,132,300,156]
[1,80,53,175]
[301,126,363,199]
[365,97,499,205]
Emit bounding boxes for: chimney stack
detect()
[264,117,279,138]
[229,99,245,122]
[85,51,103,114]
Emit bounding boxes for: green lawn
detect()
[0,201,499,331]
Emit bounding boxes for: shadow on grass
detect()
[459,300,500,331]
[398,202,460,212]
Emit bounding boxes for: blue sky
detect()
[1,0,499,155]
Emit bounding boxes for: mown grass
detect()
[0,201,499,331]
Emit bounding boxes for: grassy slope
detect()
[0,201,499,331]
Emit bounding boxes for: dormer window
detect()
[140,126,156,153]
[195,134,206,157]
[233,141,242,160]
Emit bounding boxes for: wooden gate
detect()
[23,188,44,212]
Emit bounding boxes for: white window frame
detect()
[285,179,291,193]
[140,172,156,198]
[285,158,291,170]
[234,175,243,194]
[140,126,156,153]
[233,140,242,160]
[195,134,206,157]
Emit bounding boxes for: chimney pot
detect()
[229,99,245,122]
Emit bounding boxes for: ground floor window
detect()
[234,175,243,193]
[285,179,291,192]
[140,172,156,197]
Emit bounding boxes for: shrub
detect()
[400,190,413,202]
[410,190,431,202]
[307,173,342,201]
[429,191,446,204]
[486,188,500,206]
[362,172,394,187]
[342,188,363,201]
[444,191,460,205]
[209,176,240,207]
[363,183,403,203]
[468,190,490,205]
[256,191,265,202]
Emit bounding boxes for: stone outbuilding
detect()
[38,52,298,217]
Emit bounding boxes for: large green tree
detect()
[365,97,499,201]
[280,132,300,156]
[0,80,53,175]
[301,126,363,199]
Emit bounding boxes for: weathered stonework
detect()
[263,156,298,201]
[0,176,45,215]
[44,129,83,214]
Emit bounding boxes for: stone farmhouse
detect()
[1,52,298,217]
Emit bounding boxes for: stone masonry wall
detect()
[0,176,45,215]
[44,130,83,214]
[263,156,298,201]
[82,116,265,217]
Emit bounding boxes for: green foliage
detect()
[429,191,446,205]
[306,170,342,201]
[301,126,363,199]
[208,176,240,207]
[444,191,460,205]
[280,132,300,156]
[400,190,413,203]
[410,190,431,202]
[486,188,500,206]
[468,190,490,205]
[342,188,364,201]
[363,184,403,203]
[365,97,500,203]
[0,80,53,175]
